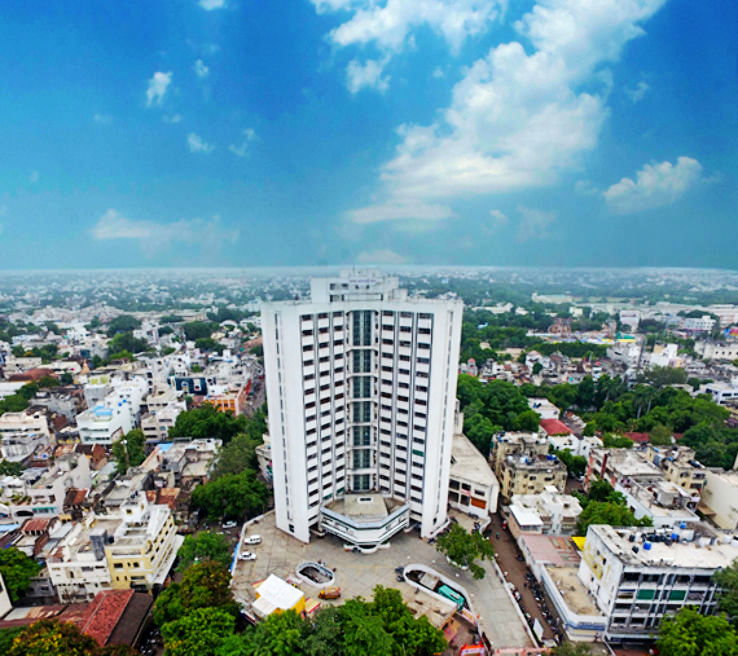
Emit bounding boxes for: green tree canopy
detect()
[714,558,738,627]
[190,470,269,521]
[183,322,216,341]
[657,607,738,656]
[110,429,146,475]
[0,547,42,602]
[176,531,232,572]
[7,620,98,656]
[161,607,235,656]
[436,524,494,579]
[168,404,247,442]
[107,332,148,355]
[106,315,141,337]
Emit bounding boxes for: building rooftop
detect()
[589,524,738,569]
[546,565,601,616]
[328,493,390,522]
[450,432,498,487]
[540,418,572,436]
[520,534,581,567]
[592,448,662,478]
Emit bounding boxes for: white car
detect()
[243,535,262,545]
[239,551,256,561]
[222,521,237,529]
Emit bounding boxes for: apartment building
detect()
[498,453,567,503]
[491,431,548,480]
[141,404,182,444]
[700,470,738,530]
[262,272,462,544]
[77,404,132,445]
[577,524,731,643]
[645,445,707,493]
[448,428,499,520]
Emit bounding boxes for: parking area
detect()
[231,511,533,649]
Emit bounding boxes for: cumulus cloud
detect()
[356,248,408,264]
[625,80,650,103]
[574,179,600,196]
[145,72,172,107]
[187,133,215,153]
[313,0,504,92]
[194,59,210,78]
[163,114,182,124]
[347,199,454,224]
[228,128,257,157]
[90,209,238,255]
[516,206,556,241]
[93,113,113,124]
[199,0,225,9]
[489,209,509,226]
[346,58,390,94]
[603,156,703,214]
[347,0,667,224]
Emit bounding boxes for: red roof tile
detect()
[624,432,650,444]
[78,589,135,646]
[21,517,53,534]
[539,418,572,436]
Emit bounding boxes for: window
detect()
[353,449,371,469]
[352,376,371,398]
[353,349,372,372]
[353,426,371,446]
[353,401,372,422]
[353,474,371,491]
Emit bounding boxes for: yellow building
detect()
[104,492,183,591]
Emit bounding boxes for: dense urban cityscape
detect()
[0,268,735,654]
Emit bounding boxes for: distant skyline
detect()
[0,1,736,269]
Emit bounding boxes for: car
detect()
[239,551,256,561]
[318,587,341,599]
[243,535,261,545]
[222,520,237,529]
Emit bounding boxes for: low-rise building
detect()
[577,524,731,643]
[491,431,548,480]
[528,398,560,421]
[0,408,51,462]
[77,404,132,445]
[700,470,738,530]
[645,444,707,493]
[508,487,582,537]
[701,381,738,406]
[141,404,182,444]
[448,431,499,519]
[499,452,567,502]
[585,447,662,490]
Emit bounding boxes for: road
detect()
[487,512,560,642]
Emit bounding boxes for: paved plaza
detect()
[231,511,533,649]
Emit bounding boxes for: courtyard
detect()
[231,511,533,649]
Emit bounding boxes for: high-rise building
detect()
[262,272,462,544]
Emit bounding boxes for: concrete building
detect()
[695,340,738,362]
[0,408,51,462]
[577,524,731,643]
[683,315,716,334]
[262,272,462,544]
[528,397,560,420]
[448,428,499,520]
[701,381,738,406]
[498,452,567,502]
[491,431,548,480]
[77,404,132,445]
[585,447,663,490]
[645,445,707,493]
[141,405,182,444]
[700,470,738,530]
[508,487,582,537]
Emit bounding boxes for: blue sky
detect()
[0,0,735,269]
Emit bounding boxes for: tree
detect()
[649,423,673,446]
[153,561,239,628]
[176,531,231,572]
[211,432,262,479]
[194,337,225,354]
[576,501,651,535]
[554,449,587,477]
[183,322,215,341]
[238,609,306,656]
[111,429,145,475]
[436,524,494,579]
[59,372,73,385]
[106,315,141,337]
[714,558,738,627]
[190,470,269,521]
[0,547,41,601]
[512,409,540,432]
[0,460,23,476]
[657,607,738,656]
[642,365,687,388]
[161,607,235,656]
[532,361,543,375]
[107,332,148,355]
[7,620,98,656]
[169,405,247,442]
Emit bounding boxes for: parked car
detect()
[243,535,262,545]
[239,551,256,561]
[318,587,341,599]
[222,520,237,529]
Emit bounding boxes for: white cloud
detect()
[228,129,257,157]
[347,199,454,224]
[199,0,226,9]
[90,209,238,255]
[346,58,389,94]
[574,179,599,196]
[347,0,667,223]
[356,248,408,264]
[194,59,210,78]
[93,113,113,124]
[163,114,182,124]
[29,171,39,184]
[516,206,556,241]
[489,209,508,226]
[603,156,703,214]
[187,133,215,153]
[145,71,172,107]
[313,0,504,92]
[432,66,445,79]
[625,79,650,103]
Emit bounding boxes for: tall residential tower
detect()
[262,272,462,544]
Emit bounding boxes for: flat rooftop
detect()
[596,449,661,478]
[326,493,390,521]
[520,534,581,567]
[546,565,601,616]
[451,432,498,487]
[591,524,738,569]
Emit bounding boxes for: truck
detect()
[318,587,342,599]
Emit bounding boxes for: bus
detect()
[437,584,465,610]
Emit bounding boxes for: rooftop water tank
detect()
[643,541,652,551]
